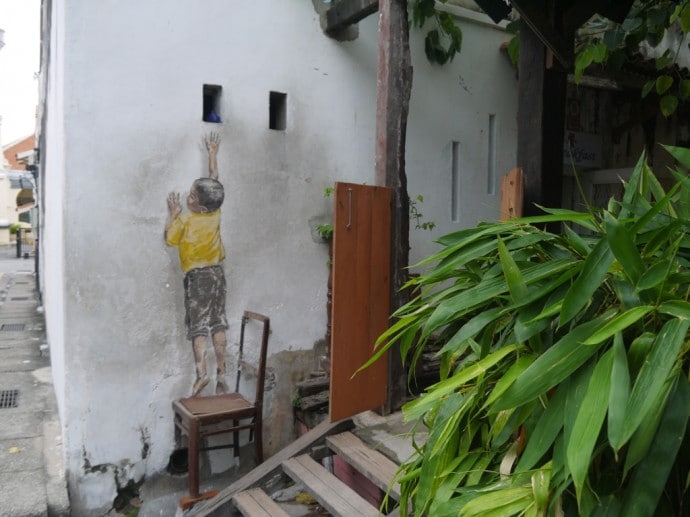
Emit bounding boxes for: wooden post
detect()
[517,24,567,218]
[375,0,412,413]
[500,168,524,221]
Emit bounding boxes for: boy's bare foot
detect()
[216,379,229,395]
[192,375,210,396]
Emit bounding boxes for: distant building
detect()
[3,134,36,170]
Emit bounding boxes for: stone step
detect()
[282,454,379,517]
[326,431,401,500]
[232,487,289,517]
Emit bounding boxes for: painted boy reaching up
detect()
[165,132,229,397]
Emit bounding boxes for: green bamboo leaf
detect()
[604,212,645,284]
[404,345,518,421]
[618,318,690,447]
[621,377,690,516]
[484,354,535,408]
[562,224,591,256]
[531,465,551,512]
[619,151,647,219]
[516,386,567,472]
[560,239,614,326]
[438,307,505,355]
[498,237,528,302]
[567,349,613,506]
[459,487,533,517]
[627,332,654,377]
[607,334,630,454]
[663,144,690,170]
[425,259,572,338]
[415,392,466,514]
[635,260,671,291]
[658,300,690,319]
[492,310,616,412]
[623,379,673,478]
[640,161,675,217]
[582,306,652,345]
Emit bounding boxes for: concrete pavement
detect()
[0,245,69,516]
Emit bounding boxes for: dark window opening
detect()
[203,84,222,123]
[269,91,287,130]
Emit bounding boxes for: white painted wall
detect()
[40,1,517,512]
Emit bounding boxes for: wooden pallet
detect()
[283,454,380,517]
[232,487,289,517]
[326,431,401,500]
[192,419,403,516]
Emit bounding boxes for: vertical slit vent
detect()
[451,141,460,222]
[488,114,496,195]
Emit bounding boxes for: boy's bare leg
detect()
[212,330,228,394]
[192,336,210,396]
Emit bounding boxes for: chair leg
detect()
[233,420,240,458]
[254,417,263,464]
[188,419,200,498]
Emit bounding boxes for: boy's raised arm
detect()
[205,132,220,181]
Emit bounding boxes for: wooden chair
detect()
[172,310,270,509]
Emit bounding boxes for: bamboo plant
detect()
[368,146,690,516]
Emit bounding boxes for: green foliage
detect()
[366,146,690,515]
[411,0,462,65]
[316,223,333,240]
[574,1,690,117]
[409,194,436,232]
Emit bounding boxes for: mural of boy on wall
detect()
[165,133,229,397]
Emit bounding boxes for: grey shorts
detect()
[183,265,228,340]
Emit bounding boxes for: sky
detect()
[0,0,40,146]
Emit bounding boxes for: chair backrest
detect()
[235,311,270,414]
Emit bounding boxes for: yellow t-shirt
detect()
[166,211,225,273]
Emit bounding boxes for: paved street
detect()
[0,244,69,516]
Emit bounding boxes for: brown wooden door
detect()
[329,182,392,422]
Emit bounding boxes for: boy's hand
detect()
[167,192,182,219]
[205,132,221,155]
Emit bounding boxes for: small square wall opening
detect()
[269,91,287,131]
[203,84,222,123]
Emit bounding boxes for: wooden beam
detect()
[375,0,412,413]
[325,0,379,34]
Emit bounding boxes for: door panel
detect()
[329,182,392,421]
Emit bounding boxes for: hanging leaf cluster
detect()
[364,146,690,515]
[575,0,690,117]
[411,0,462,65]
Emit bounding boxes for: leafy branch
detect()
[411,0,463,65]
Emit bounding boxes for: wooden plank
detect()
[232,488,289,517]
[282,454,379,517]
[327,431,401,500]
[190,418,354,516]
[325,0,378,34]
[330,183,391,421]
[500,168,524,221]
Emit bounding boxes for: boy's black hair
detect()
[194,178,224,212]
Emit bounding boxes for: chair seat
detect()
[175,393,256,427]
[178,393,253,416]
